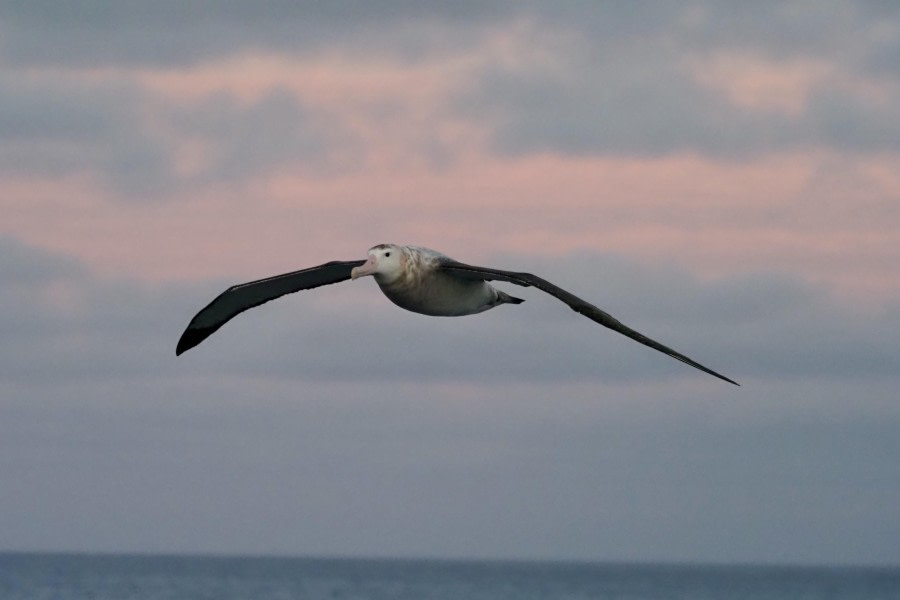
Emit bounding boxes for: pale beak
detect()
[350,255,377,280]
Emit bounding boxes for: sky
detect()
[1,1,899,566]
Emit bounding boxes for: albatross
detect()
[176,244,739,385]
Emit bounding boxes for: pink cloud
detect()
[5,149,899,306]
[2,50,899,306]
[690,53,835,116]
[690,51,896,116]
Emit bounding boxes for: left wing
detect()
[440,260,739,386]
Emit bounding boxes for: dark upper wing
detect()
[176,260,365,356]
[440,260,739,386]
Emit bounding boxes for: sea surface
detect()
[1,552,898,600]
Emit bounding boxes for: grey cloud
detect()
[0,0,513,29]
[806,87,900,152]
[513,1,898,65]
[165,88,356,183]
[0,235,86,283]
[1,238,87,342]
[685,1,900,58]
[0,85,116,142]
[0,75,355,197]
[459,59,793,158]
[3,236,900,563]
[0,1,515,67]
[5,1,900,175]
[3,237,898,388]
[0,76,176,195]
[0,237,192,381]
[3,368,899,562]
[464,71,900,160]
[863,40,900,76]
[454,1,900,157]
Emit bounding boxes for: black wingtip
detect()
[705,368,739,386]
[175,327,215,356]
[688,361,740,386]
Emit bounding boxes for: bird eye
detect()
[385,252,391,257]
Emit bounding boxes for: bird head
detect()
[351,244,404,283]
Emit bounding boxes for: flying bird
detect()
[176,244,739,385]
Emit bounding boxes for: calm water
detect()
[0,553,898,600]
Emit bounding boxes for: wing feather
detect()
[440,260,739,386]
[176,260,365,355]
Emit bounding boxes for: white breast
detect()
[378,271,499,316]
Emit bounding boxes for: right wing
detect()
[176,260,365,355]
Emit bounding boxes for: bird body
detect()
[356,245,523,316]
[177,243,738,386]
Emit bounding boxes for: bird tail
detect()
[498,291,525,305]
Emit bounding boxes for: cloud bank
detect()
[2,1,899,564]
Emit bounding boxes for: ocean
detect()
[0,553,897,600]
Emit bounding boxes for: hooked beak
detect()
[350,255,377,280]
